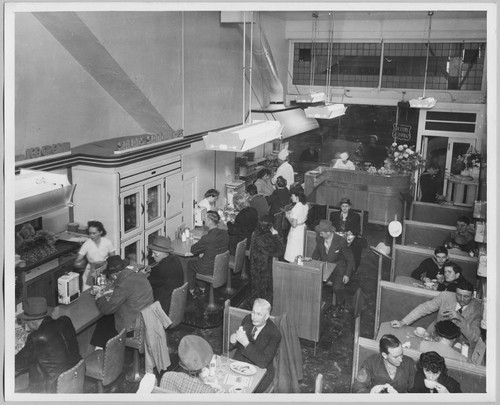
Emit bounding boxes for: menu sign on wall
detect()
[392,124,412,141]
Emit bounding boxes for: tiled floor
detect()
[84,223,391,394]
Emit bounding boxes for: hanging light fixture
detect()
[204,11,283,152]
[304,11,346,119]
[296,12,326,104]
[409,11,437,109]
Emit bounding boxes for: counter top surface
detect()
[16,240,80,273]
[50,290,102,334]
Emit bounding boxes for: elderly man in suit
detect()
[311,219,355,311]
[187,210,229,299]
[230,298,281,393]
[391,278,482,350]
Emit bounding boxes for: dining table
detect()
[376,320,430,351]
[394,275,441,296]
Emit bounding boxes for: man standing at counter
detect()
[93,255,154,346]
[272,149,294,190]
[15,297,81,393]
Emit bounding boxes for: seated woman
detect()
[329,198,364,272]
[331,152,356,170]
[437,262,465,292]
[410,351,461,393]
[226,193,258,255]
[249,215,284,306]
[284,187,308,263]
[411,246,449,283]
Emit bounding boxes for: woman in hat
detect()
[145,235,184,314]
[410,351,461,393]
[248,215,285,305]
[284,187,308,263]
[329,198,364,272]
[159,335,217,393]
[74,220,115,291]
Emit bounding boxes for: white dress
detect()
[284,203,309,262]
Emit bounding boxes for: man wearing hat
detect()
[272,149,294,190]
[419,320,468,362]
[93,255,154,347]
[145,235,184,314]
[311,219,355,310]
[159,335,217,393]
[15,297,81,392]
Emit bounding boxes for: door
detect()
[419,136,476,197]
[121,233,144,265]
[182,171,198,229]
[120,186,144,240]
[144,178,164,228]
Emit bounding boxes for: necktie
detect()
[251,326,257,341]
[458,306,464,314]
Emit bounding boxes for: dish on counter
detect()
[229,361,257,376]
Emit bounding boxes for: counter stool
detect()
[196,250,229,311]
[85,328,126,393]
[56,359,86,393]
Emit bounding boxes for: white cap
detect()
[278,149,291,160]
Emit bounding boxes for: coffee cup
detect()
[415,326,426,337]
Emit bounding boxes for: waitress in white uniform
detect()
[74,220,115,291]
[284,188,309,263]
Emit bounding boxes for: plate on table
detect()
[229,361,257,376]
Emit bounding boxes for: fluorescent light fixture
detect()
[252,107,319,139]
[305,104,347,119]
[295,92,325,103]
[203,120,283,152]
[409,97,436,109]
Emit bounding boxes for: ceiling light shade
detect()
[203,120,283,152]
[295,92,325,103]
[305,104,346,119]
[409,97,436,109]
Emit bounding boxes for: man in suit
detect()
[391,278,482,349]
[230,298,281,393]
[311,219,355,310]
[329,197,364,272]
[187,210,229,298]
[145,235,184,314]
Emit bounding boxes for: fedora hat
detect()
[17,297,50,320]
[147,235,174,253]
[178,335,214,372]
[388,221,402,238]
[315,219,335,233]
[371,242,391,259]
[103,255,129,275]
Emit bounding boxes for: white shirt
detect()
[251,324,265,340]
[78,237,115,263]
[324,233,334,253]
[273,161,295,189]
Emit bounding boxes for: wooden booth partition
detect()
[402,220,455,249]
[304,167,410,226]
[410,201,473,226]
[272,259,325,345]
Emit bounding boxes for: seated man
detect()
[437,262,465,292]
[311,219,355,310]
[159,335,217,393]
[443,216,476,254]
[390,278,482,349]
[410,351,461,393]
[230,298,281,393]
[145,235,184,314]
[352,334,416,393]
[15,297,81,393]
[419,320,468,362]
[411,246,449,283]
[187,210,229,298]
[93,255,154,347]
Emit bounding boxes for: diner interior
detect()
[5,3,495,402]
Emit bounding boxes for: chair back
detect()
[212,250,230,289]
[314,373,323,393]
[232,238,247,274]
[56,359,86,393]
[304,230,317,257]
[126,313,146,353]
[102,328,126,386]
[168,282,188,329]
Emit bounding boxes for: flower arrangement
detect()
[384,142,425,174]
[457,150,482,169]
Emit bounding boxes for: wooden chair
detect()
[56,358,86,393]
[167,282,188,329]
[228,238,248,283]
[85,328,126,393]
[196,250,230,311]
[314,373,323,393]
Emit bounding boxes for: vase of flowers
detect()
[384,142,425,174]
[455,148,482,180]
